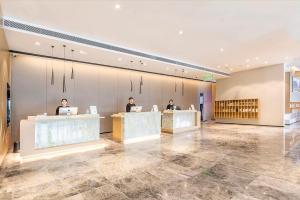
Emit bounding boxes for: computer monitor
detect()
[152,105,158,112]
[130,106,142,112]
[59,107,78,115]
[190,104,195,110]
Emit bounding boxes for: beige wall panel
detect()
[11,56,46,141]
[98,67,117,132]
[145,73,163,110]
[216,64,285,126]
[72,63,99,114]
[116,70,132,112]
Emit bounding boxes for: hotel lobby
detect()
[1,1,300,200]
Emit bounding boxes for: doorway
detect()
[200,93,204,121]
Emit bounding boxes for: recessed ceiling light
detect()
[115,4,121,9]
[217,65,221,68]
[229,68,233,71]
[117,57,122,61]
[264,61,268,64]
[246,64,250,68]
[255,57,259,60]
[225,64,229,67]
[220,48,224,52]
[143,62,147,66]
[246,59,250,63]
[179,30,183,35]
[79,50,87,55]
[35,41,40,46]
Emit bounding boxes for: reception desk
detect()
[162,110,201,133]
[20,114,100,157]
[111,112,161,143]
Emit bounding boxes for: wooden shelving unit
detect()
[289,102,300,111]
[214,99,259,119]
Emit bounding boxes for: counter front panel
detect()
[20,114,100,157]
[35,115,100,149]
[112,112,161,142]
[162,110,200,133]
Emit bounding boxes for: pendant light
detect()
[63,45,67,93]
[71,49,75,79]
[51,45,55,85]
[181,69,184,96]
[174,69,177,93]
[130,80,133,92]
[139,75,143,94]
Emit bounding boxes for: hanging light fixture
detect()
[51,45,55,85]
[71,49,75,79]
[130,80,133,92]
[63,45,67,93]
[174,69,177,93]
[139,75,143,94]
[181,69,184,96]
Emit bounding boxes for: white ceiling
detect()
[1,0,300,77]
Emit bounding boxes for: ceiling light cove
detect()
[35,41,40,46]
[220,48,224,52]
[178,30,183,35]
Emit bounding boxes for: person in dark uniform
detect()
[126,97,136,112]
[167,99,175,110]
[56,98,69,115]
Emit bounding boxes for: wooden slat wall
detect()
[0,27,11,165]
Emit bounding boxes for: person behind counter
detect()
[56,98,69,115]
[126,97,136,112]
[166,99,181,110]
[167,99,175,110]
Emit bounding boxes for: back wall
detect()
[11,54,213,142]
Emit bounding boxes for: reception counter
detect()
[20,114,100,157]
[111,112,161,143]
[162,110,200,133]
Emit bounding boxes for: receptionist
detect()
[126,97,136,112]
[56,98,69,115]
[166,99,175,110]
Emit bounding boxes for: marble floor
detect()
[1,122,300,200]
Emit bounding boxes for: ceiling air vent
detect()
[2,17,229,76]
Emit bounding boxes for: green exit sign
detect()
[203,73,214,81]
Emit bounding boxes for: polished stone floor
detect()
[1,122,300,200]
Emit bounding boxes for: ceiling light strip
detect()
[10,50,216,83]
[3,18,229,76]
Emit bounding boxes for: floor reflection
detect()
[1,122,300,199]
